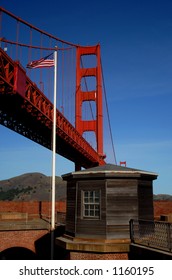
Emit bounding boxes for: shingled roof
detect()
[62,163,158,180]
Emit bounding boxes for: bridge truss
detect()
[0,6,116,170]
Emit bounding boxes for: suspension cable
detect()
[0,6,85,48]
[100,57,117,165]
[0,38,74,51]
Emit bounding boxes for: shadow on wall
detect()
[129,245,172,260]
[0,247,37,260]
[35,226,69,260]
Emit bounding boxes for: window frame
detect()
[81,189,101,220]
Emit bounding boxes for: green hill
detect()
[0,173,66,201]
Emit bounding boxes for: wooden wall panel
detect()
[75,180,106,238]
[65,182,76,235]
[138,180,154,220]
[107,225,130,239]
[106,179,138,239]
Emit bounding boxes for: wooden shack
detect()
[56,164,158,259]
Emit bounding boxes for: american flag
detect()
[27,53,54,69]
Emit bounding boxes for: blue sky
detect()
[0,0,172,195]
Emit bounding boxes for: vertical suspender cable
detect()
[28,27,32,73]
[39,32,43,91]
[0,10,2,42]
[100,58,117,165]
[16,20,19,60]
[62,44,64,114]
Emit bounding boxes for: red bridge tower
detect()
[75,45,105,170]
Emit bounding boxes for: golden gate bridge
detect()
[0,6,117,171]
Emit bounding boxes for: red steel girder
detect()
[0,48,14,94]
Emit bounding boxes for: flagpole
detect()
[51,48,57,231]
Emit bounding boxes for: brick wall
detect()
[0,201,66,258]
[0,229,48,253]
[0,201,66,216]
[70,252,128,260]
[0,201,171,217]
[154,201,172,217]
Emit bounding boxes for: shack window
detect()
[82,190,100,219]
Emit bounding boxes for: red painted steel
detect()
[75,45,105,160]
[0,48,106,168]
[120,161,126,167]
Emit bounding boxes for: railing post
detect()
[167,223,172,252]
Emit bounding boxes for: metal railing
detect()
[130,219,172,252]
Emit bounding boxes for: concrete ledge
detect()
[0,218,50,230]
[0,212,28,220]
[56,235,131,253]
